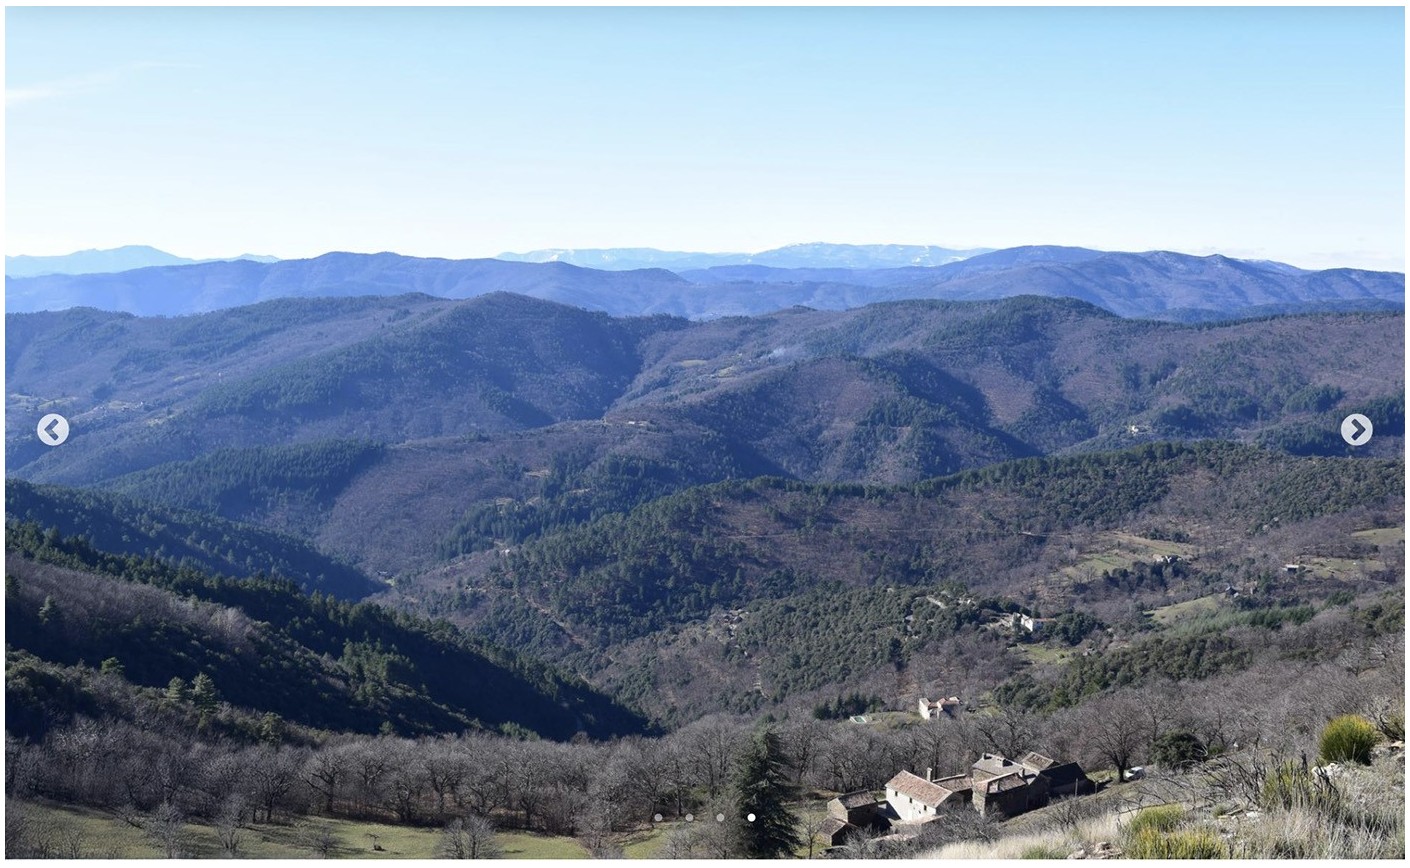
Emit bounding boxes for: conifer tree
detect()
[731,727,802,858]
[191,673,219,714]
[164,676,189,706]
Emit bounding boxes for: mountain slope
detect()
[911,251,1402,318]
[5,522,649,741]
[7,295,1402,579]
[400,442,1403,723]
[5,245,276,278]
[4,252,690,317]
[6,293,684,484]
[5,478,378,599]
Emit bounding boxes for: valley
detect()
[5,288,1404,860]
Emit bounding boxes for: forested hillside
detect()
[5,479,376,599]
[7,295,1402,580]
[5,294,1402,859]
[393,443,1403,725]
[5,522,648,742]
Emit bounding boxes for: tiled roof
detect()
[981,771,1030,794]
[819,817,853,838]
[833,791,877,809]
[1020,751,1056,771]
[885,770,953,807]
[932,773,973,794]
[972,754,1022,778]
[1039,761,1092,788]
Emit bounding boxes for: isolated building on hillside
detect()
[1013,614,1050,634]
[917,696,961,719]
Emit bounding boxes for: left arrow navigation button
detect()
[37,413,70,447]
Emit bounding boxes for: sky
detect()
[5,6,1406,271]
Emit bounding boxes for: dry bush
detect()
[1124,803,1185,836]
[1124,827,1227,859]
[921,806,1123,860]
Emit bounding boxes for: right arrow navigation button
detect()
[1340,413,1373,447]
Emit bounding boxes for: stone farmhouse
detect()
[883,751,1094,823]
[819,751,1095,850]
[821,790,893,846]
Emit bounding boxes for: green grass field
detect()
[1298,556,1388,581]
[1013,643,1075,665]
[1060,532,1196,583]
[620,824,671,858]
[1149,593,1223,626]
[17,794,845,859]
[12,800,588,859]
[1351,526,1404,549]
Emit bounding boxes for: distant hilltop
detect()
[4,245,279,278]
[5,245,1401,322]
[496,242,995,271]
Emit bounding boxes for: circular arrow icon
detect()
[1340,413,1373,447]
[37,413,70,447]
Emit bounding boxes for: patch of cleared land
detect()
[1012,642,1077,665]
[1351,526,1404,549]
[1060,531,1197,580]
[1150,593,1223,626]
[1296,556,1387,581]
[12,800,588,859]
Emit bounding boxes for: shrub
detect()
[1125,828,1226,859]
[1319,715,1381,765]
[1153,730,1208,770]
[1371,707,1404,742]
[1126,804,1186,836]
[1259,761,1344,816]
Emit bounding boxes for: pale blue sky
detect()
[5,7,1405,270]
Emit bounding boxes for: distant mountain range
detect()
[6,246,1402,322]
[4,245,278,278]
[7,291,1402,575]
[6,289,1403,727]
[496,242,993,270]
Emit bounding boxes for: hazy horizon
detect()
[6,7,1405,272]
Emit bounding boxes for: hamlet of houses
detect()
[820,752,1096,848]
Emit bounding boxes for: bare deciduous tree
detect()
[295,820,340,858]
[146,801,188,858]
[439,814,501,859]
[1078,694,1147,782]
[971,703,1038,760]
[214,793,248,856]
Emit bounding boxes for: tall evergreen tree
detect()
[164,676,189,706]
[191,673,220,714]
[37,595,60,626]
[731,727,802,859]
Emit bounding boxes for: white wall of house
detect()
[885,787,936,823]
